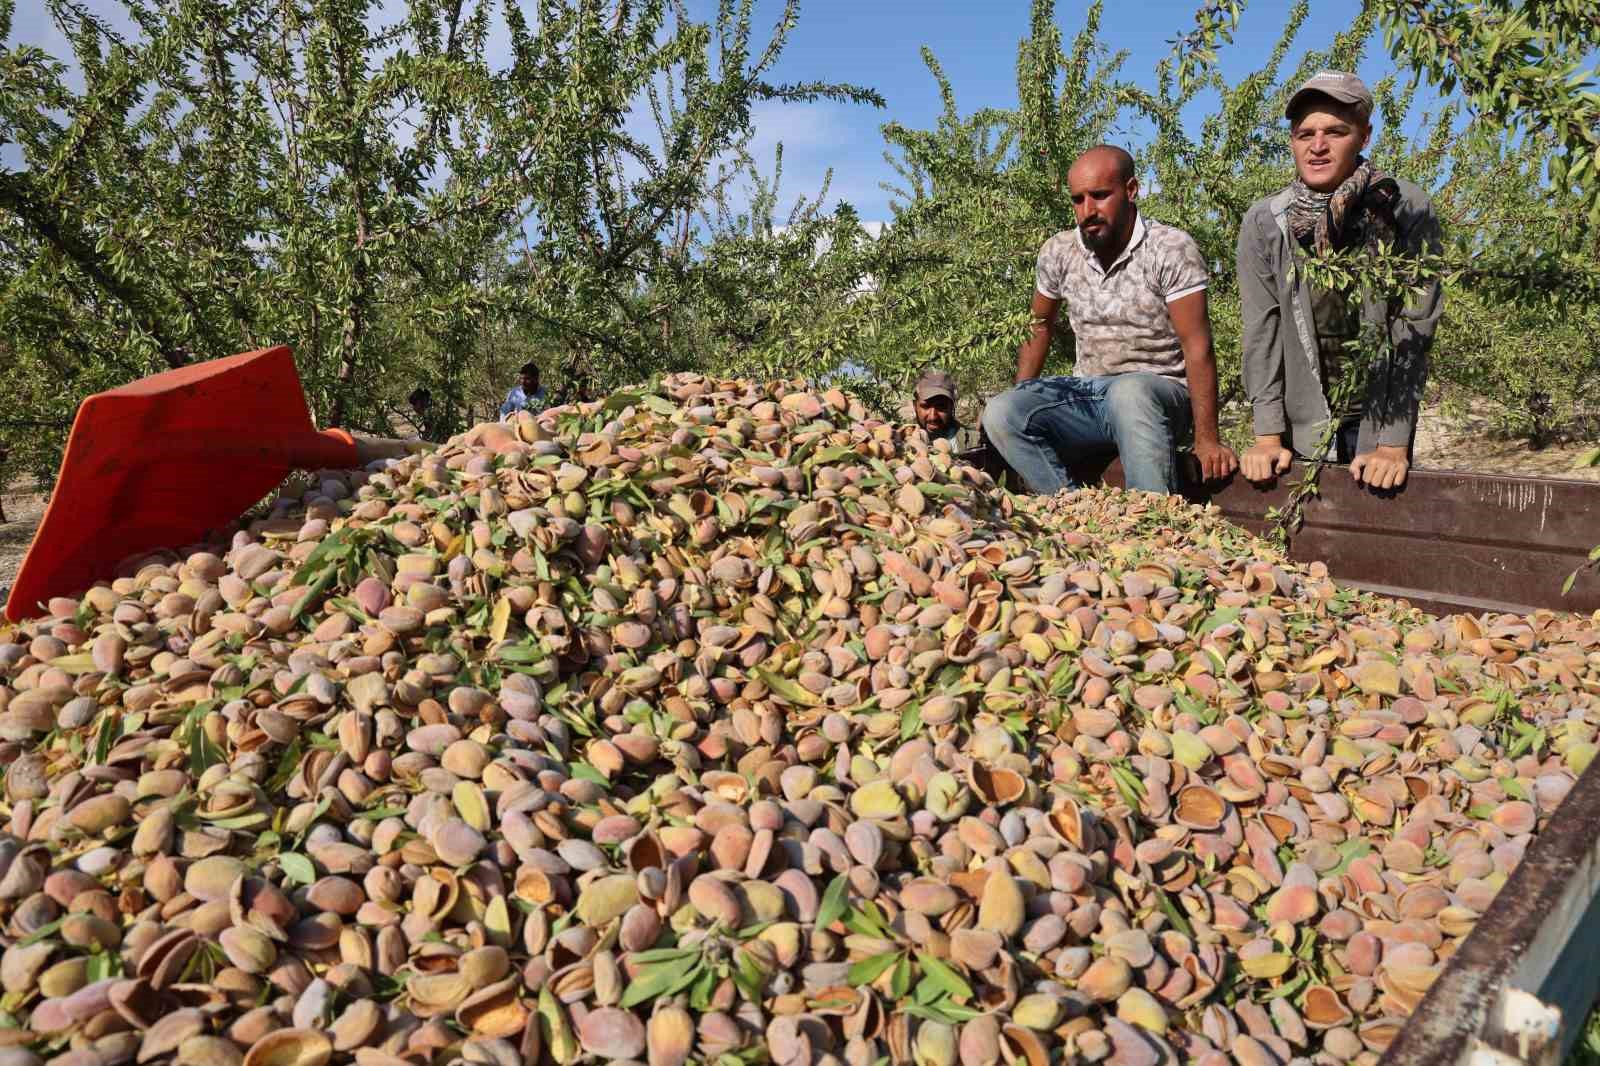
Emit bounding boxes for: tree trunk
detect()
[328,29,370,429]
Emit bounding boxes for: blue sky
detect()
[726,0,1391,221]
[10,0,1409,221]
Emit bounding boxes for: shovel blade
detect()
[5,346,349,621]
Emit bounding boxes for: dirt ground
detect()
[0,481,46,613]
[2,402,1597,616]
[1412,397,1600,482]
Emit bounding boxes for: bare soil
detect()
[0,481,46,616]
[1413,396,1600,481]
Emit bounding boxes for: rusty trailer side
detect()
[1161,460,1600,617]
[1377,751,1600,1065]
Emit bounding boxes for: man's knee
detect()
[982,388,1030,441]
[1103,373,1164,412]
[1104,375,1182,430]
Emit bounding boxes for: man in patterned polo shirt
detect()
[983,146,1237,495]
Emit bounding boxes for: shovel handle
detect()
[282,430,430,472]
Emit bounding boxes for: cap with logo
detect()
[914,371,956,404]
[1285,71,1374,121]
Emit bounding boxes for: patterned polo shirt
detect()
[1035,213,1209,380]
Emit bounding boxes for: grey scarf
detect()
[1287,157,1399,256]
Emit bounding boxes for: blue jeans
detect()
[981,373,1192,494]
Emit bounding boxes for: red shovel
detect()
[4,345,417,622]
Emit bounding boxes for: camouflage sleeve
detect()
[1160,229,1210,302]
[1035,237,1065,300]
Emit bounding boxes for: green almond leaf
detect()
[289,531,351,588]
[815,873,849,929]
[627,946,700,966]
[889,955,913,1000]
[939,1001,984,1022]
[603,389,645,413]
[687,965,718,1011]
[845,902,894,939]
[290,564,337,623]
[1262,970,1311,1001]
[732,952,766,1001]
[1329,840,1372,878]
[903,1000,981,1025]
[568,761,609,786]
[92,713,120,765]
[847,951,901,987]
[188,721,224,777]
[208,811,269,830]
[266,738,304,794]
[619,955,701,1008]
[19,918,63,947]
[279,852,316,885]
[753,667,820,708]
[915,952,973,1002]
[899,704,923,742]
[642,394,679,417]
[1155,888,1194,940]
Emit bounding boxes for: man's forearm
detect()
[1015,328,1050,383]
[1183,348,1224,443]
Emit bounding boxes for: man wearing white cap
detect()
[1237,71,1444,490]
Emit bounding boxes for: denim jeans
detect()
[981,373,1192,494]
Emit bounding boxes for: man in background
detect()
[911,370,980,451]
[499,362,547,419]
[404,387,441,442]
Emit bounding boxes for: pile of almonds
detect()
[1,374,1598,1066]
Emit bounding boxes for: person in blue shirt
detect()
[499,362,547,419]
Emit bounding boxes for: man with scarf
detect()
[1237,71,1443,489]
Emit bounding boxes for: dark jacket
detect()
[1237,177,1444,457]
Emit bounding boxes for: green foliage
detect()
[814,1,1129,419]
[1371,0,1600,219]
[0,0,881,482]
[2,0,1599,501]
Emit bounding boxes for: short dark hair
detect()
[408,387,430,406]
[520,362,539,378]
